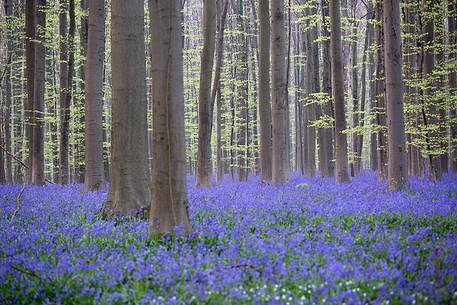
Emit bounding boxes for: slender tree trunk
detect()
[84,0,105,191]
[329,0,351,182]
[384,0,408,191]
[31,0,46,185]
[25,0,36,183]
[321,0,335,177]
[4,0,13,183]
[105,0,151,216]
[271,0,289,184]
[367,2,377,172]
[235,0,249,182]
[350,5,359,176]
[77,0,88,183]
[196,0,216,187]
[259,0,272,181]
[149,0,191,235]
[213,0,229,183]
[375,0,387,180]
[449,1,457,172]
[421,0,442,181]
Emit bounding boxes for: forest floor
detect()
[1,172,457,305]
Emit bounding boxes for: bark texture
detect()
[271,0,289,184]
[106,0,151,216]
[196,0,217,187]
[384,0,408,191]
[84,0,105,191]
[149,0,191,235]
[329,0,351,182]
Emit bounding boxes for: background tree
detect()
[196,0,216,187]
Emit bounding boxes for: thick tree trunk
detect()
[329,0,351,182]
[258,0,272,181]
[196,0,216,187]
[149,0,191,235]
[271,0,289,184]
[84,0,105,191]
[384,0,408,191]
[105,0,151,216]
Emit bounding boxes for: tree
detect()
[213,0,229,183]
[149,0,191,235]
[384,0,408,191]
[31,0,46,185]
[329,0,350,182]
[450,1,457,172]
[104,0,150,215]
[25,0,36,183]
[59,0,75,184]
[196,0,216,187]
[271,0,289,184]
[258,0,272,182]
[84,0,105,191]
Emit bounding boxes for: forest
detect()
[0,0,456,304]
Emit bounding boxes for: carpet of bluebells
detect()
[1,172,457,305]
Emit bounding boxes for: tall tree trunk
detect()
[449,1,457,172]
[149,0,191,235]
[58,0,71,184]
[196,0,216,187]
[384,0,408,191]
[271,0,289,184]
[105,0,151,216]
[235,0,249,182]
[350,2,359,176]
[375,0,387,180]
[367,2,377,172]
[84,0,105,191]
[321,0,335,177]
[421,0,441,181]
[329,0,351,182]
[77,0,88,183]
[213,0,229,183]
[258,0,272,181]
[32,0,46,185]
[25,0,36,183]
[4,0,13,183]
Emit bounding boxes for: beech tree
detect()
[104,0,150,215]
[149,0,191,234]
[329,0,350,182]
[84,0,105,191]
[258,0,272,182]
[196,0,216,187]
[271,0,289,184]
[384,0,408,191]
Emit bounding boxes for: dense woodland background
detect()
[0,0,456,191]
